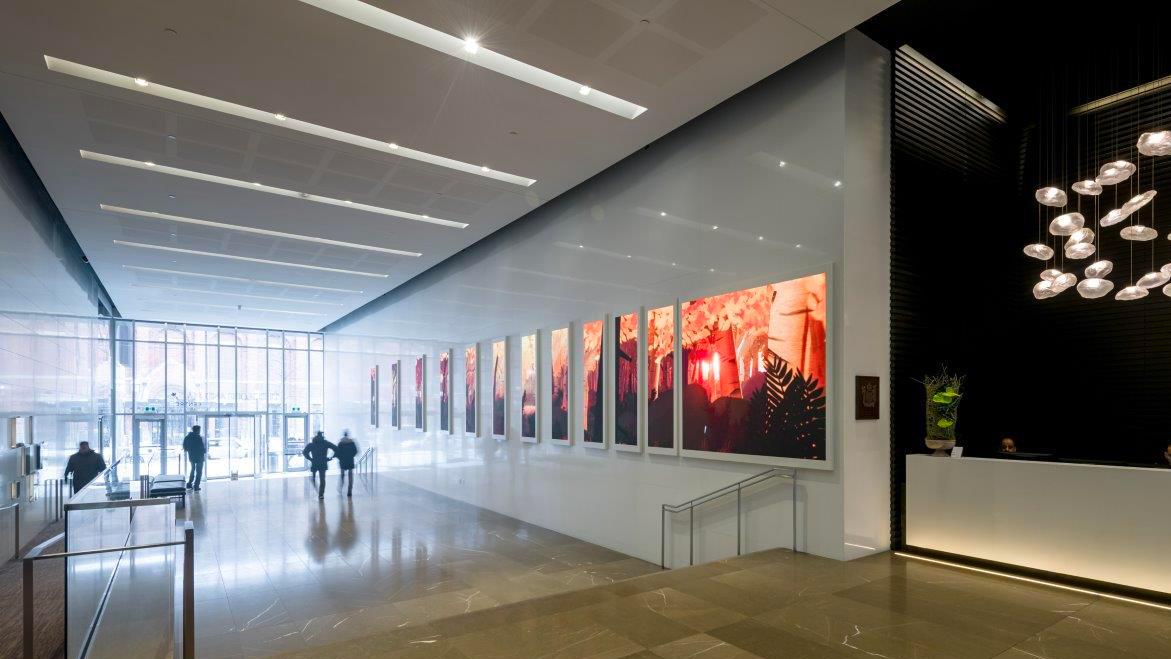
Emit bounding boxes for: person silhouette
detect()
[302,431,336,500]
[334,430,359,497]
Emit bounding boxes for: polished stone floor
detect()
[264,545,1171,659]
[181,473,660,658]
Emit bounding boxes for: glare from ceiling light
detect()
[45,56,535,186]
[133,77,148,87]
[481,165,489,172]
[121,265,363,293]
[463,38,479,54]
[293,0,647,119]
[99,204,422,257]
[579,85,591,96]
[274,113,288,121]
[758,236,764,240]
[712,225,718,230]
[778,161,786,167]
[129,282,344,306]
[81,150,468,228]
[144,161,155,167]
[113,240,390,277]
[833,180,843,188]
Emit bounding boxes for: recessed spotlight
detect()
[712,225,718,230]
[833,180,842,187]
[758,236,764,241]
[388,142,399,149]
[626,254,632,258]
[166,134,176,140]
[144,161,156,167]
[274,113,287,121]
[659,211,666,216]
[778,160,786,167]
[579,85,591,96]
[463,38,479,54]
[579,244,584,249]
[795,243,802,248]
[671,262,677,266]
[167,194,175,199]
[709,268,715,272]
[133,77,148,87]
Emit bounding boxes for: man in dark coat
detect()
[334,430,359,497]
[302,431,336,500]
[183,425,207,491]
[64,441,106,494]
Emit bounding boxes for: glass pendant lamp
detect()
[1077,278,1114,298]
[1023,243,1054,259]
[1116,285,1149,301]
[1035,186,1068,206]
[1137,131,1171,156]
[1048,212,1084,235]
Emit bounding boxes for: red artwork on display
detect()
[681,273,827,460]
[551,328,569,441]
[582,320,603,444]
[492,341,505,436]
[465,345,476,434]
[439,351,450,433]
[614,313,638,446]
[521,334,536,438]
[414,356,424,430]
[647,306,674,449]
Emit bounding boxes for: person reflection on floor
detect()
[305,499,330,563]
[335,430,358,497]
[302,431,336,500]
[334,497,358,556]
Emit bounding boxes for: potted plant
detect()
[920,369,963,456]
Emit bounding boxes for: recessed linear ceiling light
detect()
[113,240,389,278]
[294,0,647,120]
[99,204,421,257]
[128,282,344,306]
[45,56,535,187]
[137,298,324,316]
[121,265,363,294]
[80,150,467,228]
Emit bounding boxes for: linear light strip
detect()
[79,150,467,229]
[121,265,363,294]
[113,240,388,278]
[296,0,646,120]
[44,56,535,187]
[893,552,1171,612]
[100,204,421,257]
[128,282,345,306]
[136,298,323,316]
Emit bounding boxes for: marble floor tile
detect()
[634,587,748,632]
[651,633,764,659]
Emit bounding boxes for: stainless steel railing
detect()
[22,515,195,659]
[355,446,377,482]
[660,468,798,569]
[42,478,67,522]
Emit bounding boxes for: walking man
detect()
[302,431,336,500]
[334,430,359,497]
[183,425,206,491]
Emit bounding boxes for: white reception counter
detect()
[906,454,1171,594]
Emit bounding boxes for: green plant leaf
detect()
[936,418,954,428]
[945,386,957,394]
[931,392,956,403]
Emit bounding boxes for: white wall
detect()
[325,32,891,565]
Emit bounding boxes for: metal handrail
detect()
[1,502,18,561]
[22,520,195,659]
[660,468,798,569]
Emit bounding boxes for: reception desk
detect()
[906,454,1171,594]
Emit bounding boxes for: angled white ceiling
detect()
[0,0,892,331]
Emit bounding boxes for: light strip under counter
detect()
[99,204,421,257]
[45,55,536,187]
[113,240,390,278]
[79,150,468,229]
[295,0,647,120]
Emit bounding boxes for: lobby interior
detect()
[2,1,1170,658]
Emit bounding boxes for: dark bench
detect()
[150,474,187,508]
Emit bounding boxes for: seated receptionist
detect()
[999,438,1017,454]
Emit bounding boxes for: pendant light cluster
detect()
[1027,130,1170,301]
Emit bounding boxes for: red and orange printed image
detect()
[414,356,424,430]
[439,351,451,433]
[647,305,675,449]
[465,345,476,434]
[551,328,569,441]
[681,273,827,460]
[582,320,603,444]
[521,334,537,438]
[614,313,638,446]
[492,341,505,436]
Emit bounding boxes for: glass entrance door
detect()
[133,416,166,479]
[202,415,260,479]
[283,414,308,471]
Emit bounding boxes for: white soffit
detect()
[295,0,647,120]
[44,55,536,187]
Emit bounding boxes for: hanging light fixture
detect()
[1077,278,1114,298]
[1137,131,1171,156]
[1121,190,1157,217]
[1023,243,1054,259]
[1035,186,1068,206]
[1137,270,1170,288]
[1120,225,1158,241]
[1100,208,1126,226]
[1116,285,1149,300]
[1049,212,1085,235]
[1041,268,1062,281]
[1072,179,1103,195]
[1086,260,1113,278]
[1052,272,1077,293]
[1033,279,1057,299]
[1095,160,1136,185]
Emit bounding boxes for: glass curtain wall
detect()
[107,319,324,479]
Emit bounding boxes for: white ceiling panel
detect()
[0,0,893,330]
